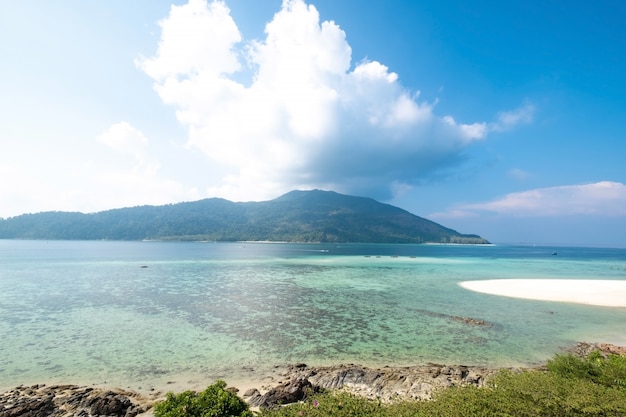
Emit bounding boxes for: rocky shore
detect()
[0,363,496,416]
[2,342,623,416]
[0,384,154,417]
[245,362,499,409]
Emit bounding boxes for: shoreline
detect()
[3,342,625,416]
[459,279,626,307]
[0,362,506,417]
[0,355,532,401]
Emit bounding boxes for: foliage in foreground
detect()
[153,352,626,417]
[547,349,626,389]
[154,380,253,417]
[261,351,626,417]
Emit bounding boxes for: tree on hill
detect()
[0,190,489,244]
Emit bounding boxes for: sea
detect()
[1,240,625,392]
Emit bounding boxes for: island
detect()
[0,189,489,244]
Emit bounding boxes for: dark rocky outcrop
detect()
[244,342,626,408]
[247,378,321,409]
[414,309,495,327]
[245,362,500,408]
[0,384,149,417]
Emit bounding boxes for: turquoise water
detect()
[1,240,625,392]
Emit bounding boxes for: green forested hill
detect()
[0,189,489,243]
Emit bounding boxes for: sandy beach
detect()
[459,279,626,307]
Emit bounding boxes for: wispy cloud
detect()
[489,103,535,132]
[96,122,156,173]
[507,168,532,180]
[136,0,532,202]
[432,181,626,219]
[94,122,201,209]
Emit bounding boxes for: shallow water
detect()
[1,240,625,392]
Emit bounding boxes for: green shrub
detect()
[157,352,626,417]
[547,351,602,380]
[602,353,626,389]
[261,366,626,417]
[258,392,386,417]
[547,350,626,390]
[153,380,253,417]
[395,370,623,417]
[401,367,626,417]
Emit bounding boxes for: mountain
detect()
[0,189,489,244]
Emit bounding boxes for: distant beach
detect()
[459,279,626,308]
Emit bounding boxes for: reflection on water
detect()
[0,240,625,391]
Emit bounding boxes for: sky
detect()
[1,0,625,246]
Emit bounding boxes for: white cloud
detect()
[0,120,205,218]
[96,122,154,170]
[352,61,398,83]
[429,209,478,220]
[442,115,487,142]
[137,0,242,81]
[508,168,531,180]
[489,103,535,132]
[93,122,201,210]
[434,181,626,219]
[137,0,533,202]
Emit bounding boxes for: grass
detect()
[153,351,626,417]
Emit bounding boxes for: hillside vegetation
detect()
[0,189,488,244]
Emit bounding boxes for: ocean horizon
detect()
[1,240,625,393]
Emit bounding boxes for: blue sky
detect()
[1,0,625,246]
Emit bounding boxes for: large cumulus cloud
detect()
[138,0,531,201]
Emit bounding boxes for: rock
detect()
[1,394,55,417]
[0,385,147,417]
[248,363,498,404]
[414,309,494,327]
[453,316,489,326]
[247,378,318,409]
[242,388,260,398]
[597,343,626,355]
[81,391,133,416]
[568,342,626,357]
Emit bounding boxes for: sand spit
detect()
[459,279,626,307]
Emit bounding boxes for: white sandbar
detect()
[459,279,626,307]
